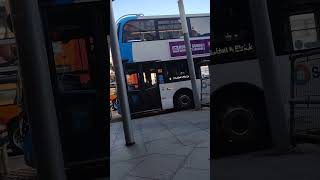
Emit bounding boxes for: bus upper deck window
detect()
[189,17,210,37]
[124,20,156,43]
[158,19,183,40]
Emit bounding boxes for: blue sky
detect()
[113,0,210,20]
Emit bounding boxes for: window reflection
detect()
[158,19,183,40]
[0,83,16,105]
[122,16,210,43]
[166,60,190,82]
[124,20,156,42]
[142,65,158,88]
[53,38,92,91]
[290,13,320,50]
[126,73,139,90]
[189,17,210,37]
[0,3,14,40]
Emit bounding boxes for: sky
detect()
[113,0,210,21]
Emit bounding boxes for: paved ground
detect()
[7,106,320,180]
[110,108,210,180]
[6,155,29,170]
[111,110,122,123]
[214,143,320,180]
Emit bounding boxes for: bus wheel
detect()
[213,95,269,155]
[174,92,194,110]
[223,106,257,143]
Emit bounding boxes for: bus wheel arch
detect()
[211,83,271,154]
[173,88,194,110]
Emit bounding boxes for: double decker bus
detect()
[116,13,210,115]
[211,0,320,154]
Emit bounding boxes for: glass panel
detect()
[290,13,316,31]
[166,60,190,82]
[0,42,18,106]
[0,83,16,105]
[124,31,142,42]
[212,0,256,62]
[157,68,165,84]
[142,63,158,88]
[0,2,14,40]
[126,66,140,91]
[290,13,320,50]
[150,73,157,85]
[158,19,183,40]
[143,72,157,87]
[200,65,210,78]
[0,43,17,67]
[189,16,210,37]
[125,20,155,32]
[127,73,139,90]
[123,20,156,42]
[292,29,318,50]
[53,38,92,91]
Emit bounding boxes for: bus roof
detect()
[137,13,210,19]
[117,13,209,26]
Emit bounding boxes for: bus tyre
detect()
[174,92,194,110]
[213,95,269,156]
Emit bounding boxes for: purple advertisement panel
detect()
[169,39,210,57]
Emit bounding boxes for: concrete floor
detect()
[110,108,210,180]
[214,143,320,180]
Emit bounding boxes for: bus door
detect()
[125,62,162,114]
[141,62,162,111]
[41,5,108,166]
[125,63,144,113]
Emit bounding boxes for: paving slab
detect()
[172,168,210,180]
[184,147,210,170]
[145,137,194,156]
[111,143,147,162]
[110,158,146,180]
[176,130,209,146]
[168,125,202,136]
[128,154,185,180]
[141,129,174,143]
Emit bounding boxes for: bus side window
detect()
[188,16,210,37]
[158,68,165,84]
[123,20,156,43]
[166,60,190,82]
[158,19,183,40]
